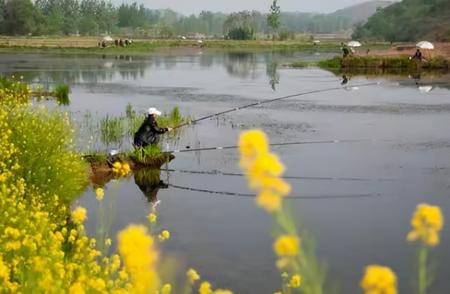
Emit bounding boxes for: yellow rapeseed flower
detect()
[273,235,300,257]
[360,265,397,294]
[256,191,282,212]
[289,274,302,288]
[69,282,85,294]
[199,281,213,294]
[239,130,269,168]
[71,207,87,225]
[95,188,104,201]
[158,230,171,241]
[213,290,233,294]
[187,268,200,284]
[161,283,172,294]
[118,225,159,294]
[148,212,157,223]
[407,204,444,247]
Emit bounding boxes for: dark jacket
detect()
[134,115,168,147]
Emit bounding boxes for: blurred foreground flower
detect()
[118,225,160,293]
[360,265,397,294]
[407,203,443,247]
[239,129,290,213]
[187,268,200,284]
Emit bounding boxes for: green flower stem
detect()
[418,246,428,294]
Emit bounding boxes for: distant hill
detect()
[329,0,396,25]
[353,0,450,41]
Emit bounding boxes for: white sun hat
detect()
[147,107,162,116]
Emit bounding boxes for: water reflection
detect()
[0,51,303,89]
[223,52,258,79]
[265,53,280,91]
[134,168,168,209]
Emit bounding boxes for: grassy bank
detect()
[314,56,450,70]
[0,37,365,54]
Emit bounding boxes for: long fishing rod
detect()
[161,167,396,183]
[168,183,379,200]
[167,138,392,154]
[173,81,381,130]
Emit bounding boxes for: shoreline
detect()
[0,37,389,55]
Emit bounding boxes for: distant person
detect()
[115,39,119,46]
[341,43,350,58]
[341,75,349,85]
[366,48,370,55]
[101,41,107,48]
[412,49,423,61]
[134,107,172,148]
[119,39,124,47]
[342,46,350,58]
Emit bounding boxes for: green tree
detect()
[223,11,255,40]
[0,0,5,30]
[267,0,280,40]
[2,0,39,35]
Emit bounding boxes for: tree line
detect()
[353,0,450,41]
[0,0,353,38]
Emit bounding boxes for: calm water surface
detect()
[1,50,450,293]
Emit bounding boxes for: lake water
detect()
[1,50,450,293]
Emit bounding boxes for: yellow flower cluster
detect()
[239,130,291,212]
[198,281,233,294]
[158,230,171,242]
[273,235,300,257]
[360,265,397,294]
[148,212,158,223]
[112,162,131,177]
[71,206,87,225]
[95,187,105,201]
[118,225,160,294]
[407,204,444,247]
[187,268,200,284]
[289,274,302,288]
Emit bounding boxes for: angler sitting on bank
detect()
[134,107,172,148]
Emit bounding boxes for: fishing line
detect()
[168,183,378,200]
[167,138,393,154]
[161,168,396,182]
[173,81,381,130]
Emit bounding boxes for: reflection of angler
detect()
[134,169,169,207]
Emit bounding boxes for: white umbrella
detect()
[197,39,203,44]
[416,41,434,50]
[419,86,433,93]
[347,41,362,48]
[103,36,113,42]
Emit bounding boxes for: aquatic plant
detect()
[290,61,310,68]
[100,115,126,147]
[54,84,70,106]
[316,56,450,70]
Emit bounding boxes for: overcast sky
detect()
[112,0,389,15]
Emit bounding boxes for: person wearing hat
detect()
[133,107,172,148]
